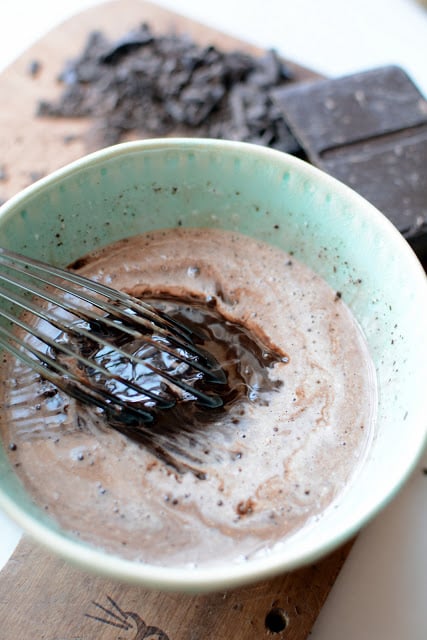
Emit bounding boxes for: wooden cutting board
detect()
[0,2,353,638]
[0,536,353,639]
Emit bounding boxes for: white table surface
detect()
[0,1,426,638]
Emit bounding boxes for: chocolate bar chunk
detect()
[272,66,427,262]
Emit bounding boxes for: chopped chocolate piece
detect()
[100,23,154,64]
[272,66,427,261]
[28,170,46,183]
[36,22,301,155]
[28,60,42,77]
[62,133,79,145]
[247,49,293,87]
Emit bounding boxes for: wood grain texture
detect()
[0,536,353,639]
[0,2,351,638]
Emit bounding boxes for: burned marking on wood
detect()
[85,595,170,639]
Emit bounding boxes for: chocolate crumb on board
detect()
[272,66,427,265]
[28,170,46,184]
[27,59,42,77]
[37,22,302,155]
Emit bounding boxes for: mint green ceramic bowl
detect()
[0,139,426,591]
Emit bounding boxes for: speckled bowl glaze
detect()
[0,139,426,591]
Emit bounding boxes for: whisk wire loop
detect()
[0,248,225,423]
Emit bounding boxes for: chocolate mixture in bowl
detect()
[0,228,377,567]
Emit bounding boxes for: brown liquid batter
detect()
[0,229,377,567]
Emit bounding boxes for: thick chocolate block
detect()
[273,66,427,262]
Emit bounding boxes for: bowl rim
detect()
[0,137,426,591]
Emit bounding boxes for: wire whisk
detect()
[0,248,226,425]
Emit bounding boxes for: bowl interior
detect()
[0,139,426,590]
